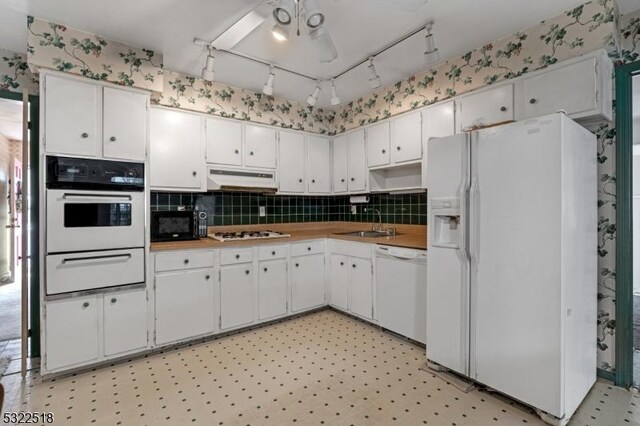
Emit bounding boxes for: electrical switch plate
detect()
[351,205,357,215]
[259,206,266,217]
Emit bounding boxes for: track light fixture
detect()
[201,46,215,82]
[366,57,382,89]
[271,22,289,42]
[424,22,440,65]
[304,0,325,29]
[263,65,275,96]
[307,81,321,106]
[330,79,341,106]
[273,0,294,25]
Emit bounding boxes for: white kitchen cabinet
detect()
[329,254,349,311]
[44,74,101,157]
[150,107,204,191]
[349,258,373,319]
[220,264,255,330]
[44,295,99,371]
[307,135,332,194]
[245,124,277,169]
[347,129,367,193]
[422,101,455,188]
[291,254,325,312]
[332,135,348,193]
[258,259,288,320]
[457,84,514,132]
[390,111,422,163]
[155,269,215,345]
[102,87,147,161]
[278,130,306,193]
[205,117,242,166]
[366,121,390,167]
[103,287,147,357]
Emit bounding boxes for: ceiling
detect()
[0,98,23,141]
[0,0,631,108]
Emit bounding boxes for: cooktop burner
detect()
[208,230,291,242]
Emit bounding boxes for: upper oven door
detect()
[46,189,145,253]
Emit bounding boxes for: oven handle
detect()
[62,193,133,201]
[61,253,132,264]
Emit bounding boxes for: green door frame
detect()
[0,88,40,358]
[614,60,640,388]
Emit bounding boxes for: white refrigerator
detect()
[426,113,597,424]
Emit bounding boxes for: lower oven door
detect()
[46,189,145,253]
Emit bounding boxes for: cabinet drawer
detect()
[291,240,325,257]
[47,248,144,295]
[258,245,288,261]
[221,248,254,265]
[330,240,372,259]
[155,250,214,272]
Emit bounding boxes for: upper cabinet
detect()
[278,130,306,193]
[307,135,332,194]
[422,101,455,188]
[390,111,422,164]
[366,121,390,168]
[347,129,367,193]
[457,84,514,132]
[245,124,277,169]
[150,107,205,191]
[43,73,148,161]
[332,135,348,194]
[206,120,277,169]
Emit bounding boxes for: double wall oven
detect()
[45,156,146,295]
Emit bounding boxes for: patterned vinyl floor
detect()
[1,309,638,425]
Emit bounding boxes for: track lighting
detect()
[271,22,289,42]
[309,25,338,63]
[366,57,382,89]
[330,79,341,106]
[263,65,275,96]
[273,0,294,25]
[201,46,215,82]
[304,0,325,29]
[424,22,440,65]
[307,81,321,106]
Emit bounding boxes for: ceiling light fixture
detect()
[201,46,216,82]
[273,0,294,25]
[304,0,325,29]
[309,25,338,63]
[367,57,382,89]
[330,79,341,106]
[307,81,321,106]
[271,22,289,42]
[424,22,440,65]
[263,65,276,96]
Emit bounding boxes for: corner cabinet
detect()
[150,107,205,191]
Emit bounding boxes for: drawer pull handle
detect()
[235,254,240,259]
[62,253,131,264]
[500,106,507,112]
[264,267,268,272]
[245,270,250,275]
[110,298,117,304]
[529,98,537,104]
[205,275,210,280]
[81,132,89,139]
[109,136,117,142]
[82,302,90,308]
[184,259,190,264]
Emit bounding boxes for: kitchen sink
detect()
[339,230,395,238]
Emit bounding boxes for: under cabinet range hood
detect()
[207,167,278,193]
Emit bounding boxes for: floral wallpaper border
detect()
[0,48,38,94]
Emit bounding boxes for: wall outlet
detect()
[259,206,266,217]
[351,205,357,215]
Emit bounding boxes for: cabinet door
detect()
[366,121,390,167]
[45,75,100,157]
[155,270,215,345]
[220,264,254,330]
[457,84,513,132]
[307,135,332,194]
[291,254,325,312]
[330,255,349,311]
[45,295,99,371]
[150,108,204,190]
[349,258,373,319]
[258,259,288,320]
[390,111,422,163]
[422,101,455,188]
[245,124,277,169]
[103,287,147,357]
[347,129,367,192]
[103,87,147,161]
[278,131,306,193]
[205,117,242,166]
[332,135,348,193]
[522,58,597,119]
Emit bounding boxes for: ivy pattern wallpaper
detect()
[0,48,38,94]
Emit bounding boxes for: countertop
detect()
[150,222,427,252]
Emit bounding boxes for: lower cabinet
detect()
[155,269,215,345]
[349,258,374,319]
[291,254,326,312]
[329,255,349,310]
[220,264,255,330]
[329,242,374,320]
[103,287,147,357]
[258,259,288,320]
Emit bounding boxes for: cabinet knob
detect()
[341,178,345,183]
[192,171,197,176]
[235,254,240,259]
[340,262,344,266]
[272,251,276,256]
[311,179,316,183]
[245,270,250,275]
[295,263,299,267]
[529,98,537,104]
[500,106,507,112]
[298,178,303,183]
[351,177,355,182]
[110,298,117,304]
[205,275,210,280]
[250,151,254,156]
[352,264,357,268]
[81,132,89,139]
[382,149,386,154]
[235,149,239,154]
[82,302,90,308]
[109,136,117,142]
[184,259,190,264]
[396,146,401,151]
[307,247,311,251]
[264,267,268,272]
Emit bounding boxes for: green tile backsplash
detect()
[150,192,427,226]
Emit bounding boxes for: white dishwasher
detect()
[375,246,427,344]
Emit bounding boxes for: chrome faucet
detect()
[365,208,396,235]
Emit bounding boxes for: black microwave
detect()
[151,211,198,242]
